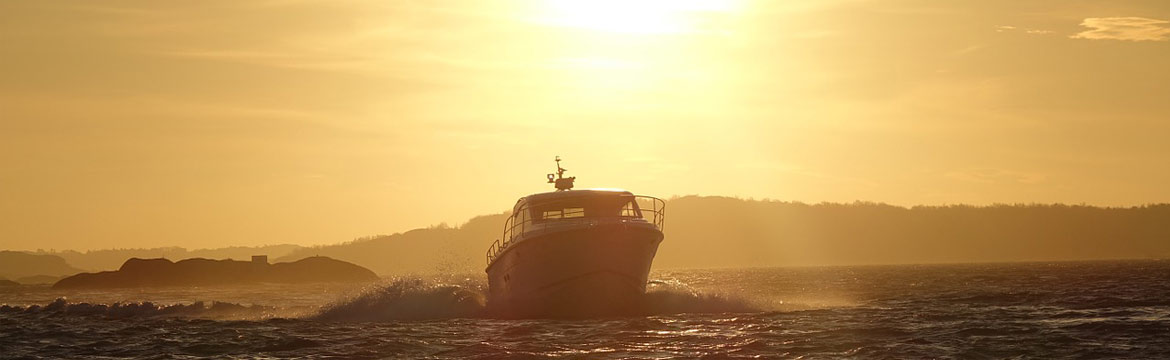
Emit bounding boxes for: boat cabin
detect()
[497,189,665,248]
[517,189,642,224]
[484,158,665,266]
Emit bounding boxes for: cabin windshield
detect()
[530,195,641,222]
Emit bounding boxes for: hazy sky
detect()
[2,0,1169,251]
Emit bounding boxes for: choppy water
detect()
[2,260,1169,359]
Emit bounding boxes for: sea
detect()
[1,260,1168,359]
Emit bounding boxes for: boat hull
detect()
[486,222,663,318]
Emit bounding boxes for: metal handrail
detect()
[486,195,665,266]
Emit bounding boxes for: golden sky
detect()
[2,0,1169,250]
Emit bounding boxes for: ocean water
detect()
[2,260,1169,359]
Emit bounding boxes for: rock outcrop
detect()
[53,256,378,289]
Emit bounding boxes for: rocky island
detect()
[53,256,378,289]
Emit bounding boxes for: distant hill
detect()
[0,251,85,280]
[651,197,1170,268]
[275,196,1170,275]
[276,214,508,275]
[15,197,1170,277]
[36,244,304,272]
[53,256,377,289]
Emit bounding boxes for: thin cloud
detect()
[995,25,1053,35]
[1071,17,1170,41]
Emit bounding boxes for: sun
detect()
[538,0,739,35]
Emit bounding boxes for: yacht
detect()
[485,157,665,318]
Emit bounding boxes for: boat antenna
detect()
[546,156,576,191]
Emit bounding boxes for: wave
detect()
[314,277,762,321]
[642,279,761,315]
[313,278,487,321]
[0,298,289,320]
[3,277,763,322]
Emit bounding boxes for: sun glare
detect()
[539,0,740,34]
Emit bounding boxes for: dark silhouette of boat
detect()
[485,157,665,318]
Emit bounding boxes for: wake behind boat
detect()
[485,158,665,318]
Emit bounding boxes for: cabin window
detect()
[620,201,641,217]
[542,207,585,220]
[531,196,640,222]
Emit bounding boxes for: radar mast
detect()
[546,156,576,191]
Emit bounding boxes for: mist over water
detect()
[3,261,1169,358]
